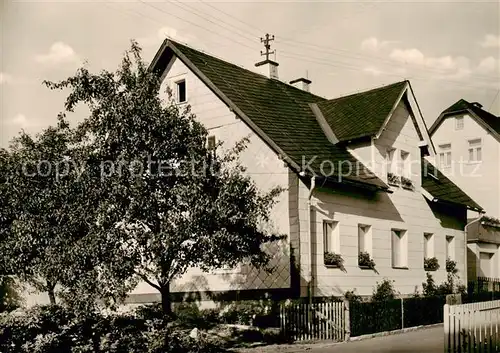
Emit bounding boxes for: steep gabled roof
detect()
[151,39,387,189]
[316,81,407,142]
[430,99,500,139]
[421,158,482,211]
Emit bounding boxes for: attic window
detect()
[455,116,464,130]
[176,79,186,103]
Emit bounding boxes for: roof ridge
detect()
[324,80,407,102]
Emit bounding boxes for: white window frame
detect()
[446,235,455,261]
[358,224,372,256]
[175,79,187,103]
[400,150,410,177]
[323,220,340,254]
[468,138,482,163]
[455,116,464,130]
[424,233,434,259]
[391,228,408,268]
[386,148,397,174]
[438,143,452,168]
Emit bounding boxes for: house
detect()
[126,40,482,305]
[430,100,500,280]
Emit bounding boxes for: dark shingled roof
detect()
[316,81,407,142]
[421,158,482,211]
[156,40,387,189]
[432,99,500,137]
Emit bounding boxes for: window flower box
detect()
[401,176,414,190]
[424,257,439,271]
[358,251,376,270]
[324,252,344,269]
[387,172,400,186]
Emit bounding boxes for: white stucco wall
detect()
[431,113,499,218]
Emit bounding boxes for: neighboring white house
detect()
[430,100,500,281]
[121,39,485,305]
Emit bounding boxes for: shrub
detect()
[422,272,438,297]
[424,257,440,271]
[358,251,376,270]
[344,289,363,303]
[0,277,21,313]
[372,278,396,302]
[324,252,344,268]
[219,300,276,327]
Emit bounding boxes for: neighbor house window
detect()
[468,139,482,162]
[424,233,434,258]
[176,79,186,103]
[323,221,340,254]
[207,136,216,150]
[446,235,455,260]
[439,144,452,168]
[455,116,464,130]
[391,229,408,268]
[358,224,372,255]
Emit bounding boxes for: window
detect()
[438,144,452,168]
[386,148,396,174]
[176,79,186,103]
[455,116,464,130]
[391,229,408,268]
[323,221,340,253]
[400,150,410,177]
[468,139,482,162]
[424,233,434,258]
[446,235,455,261]
[358,224,372,255]
[207,136,216,150]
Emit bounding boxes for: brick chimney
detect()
[290,77,311,92]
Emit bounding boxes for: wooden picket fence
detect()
[279,301,348,342]
[444,300,500,352]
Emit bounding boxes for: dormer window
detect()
[176,79,186,103]
[455,116,464,130]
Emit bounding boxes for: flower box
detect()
[401,176,414,190]
[424,257,440,271]
[324,252,344,268]
[387,172,400,186]
[358,251,376,270]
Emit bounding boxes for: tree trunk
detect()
[160,283,172,317]
[47,281,56,305]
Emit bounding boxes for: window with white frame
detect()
[455,116,464,130]
[468,139,482,162]
[358,224,372,255]
[175,79,186,103]
[400,150,410,177]
[386,148,397,174]
[446,235,455,260]
[323,221,340,254]
[391,229,408,268]
[424,233,434,258]
[439,144,452,168]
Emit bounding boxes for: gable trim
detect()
[309,103,339,145]
[375,82,436,156]
[156,41,303,173]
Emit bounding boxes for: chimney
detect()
[255,33,279,80]
[290,77,312,92]
[255,59,279,80]
[471,102,483,108]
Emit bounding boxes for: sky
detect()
[1,0,499,148]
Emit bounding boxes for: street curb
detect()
[348,323,443,342]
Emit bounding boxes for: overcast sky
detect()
[1,0,499,147]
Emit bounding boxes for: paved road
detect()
[236,325,444,353]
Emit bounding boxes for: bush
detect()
[424,257,439,271]
[0,277,21,313]
[344,289,363,303]
[219,300,276,327]
[372,278,396,301]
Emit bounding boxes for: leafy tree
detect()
[45,42,284,315]
[1,117,94,305]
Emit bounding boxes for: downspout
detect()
[307,176,316,304]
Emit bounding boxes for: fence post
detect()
[401,297,404,329]
[344,299,350,341]
[444,304,449,353]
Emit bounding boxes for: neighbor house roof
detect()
[430,99,500,139]
[316,81,407,142]
[151,39,387,189]
[421,158,482,211]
